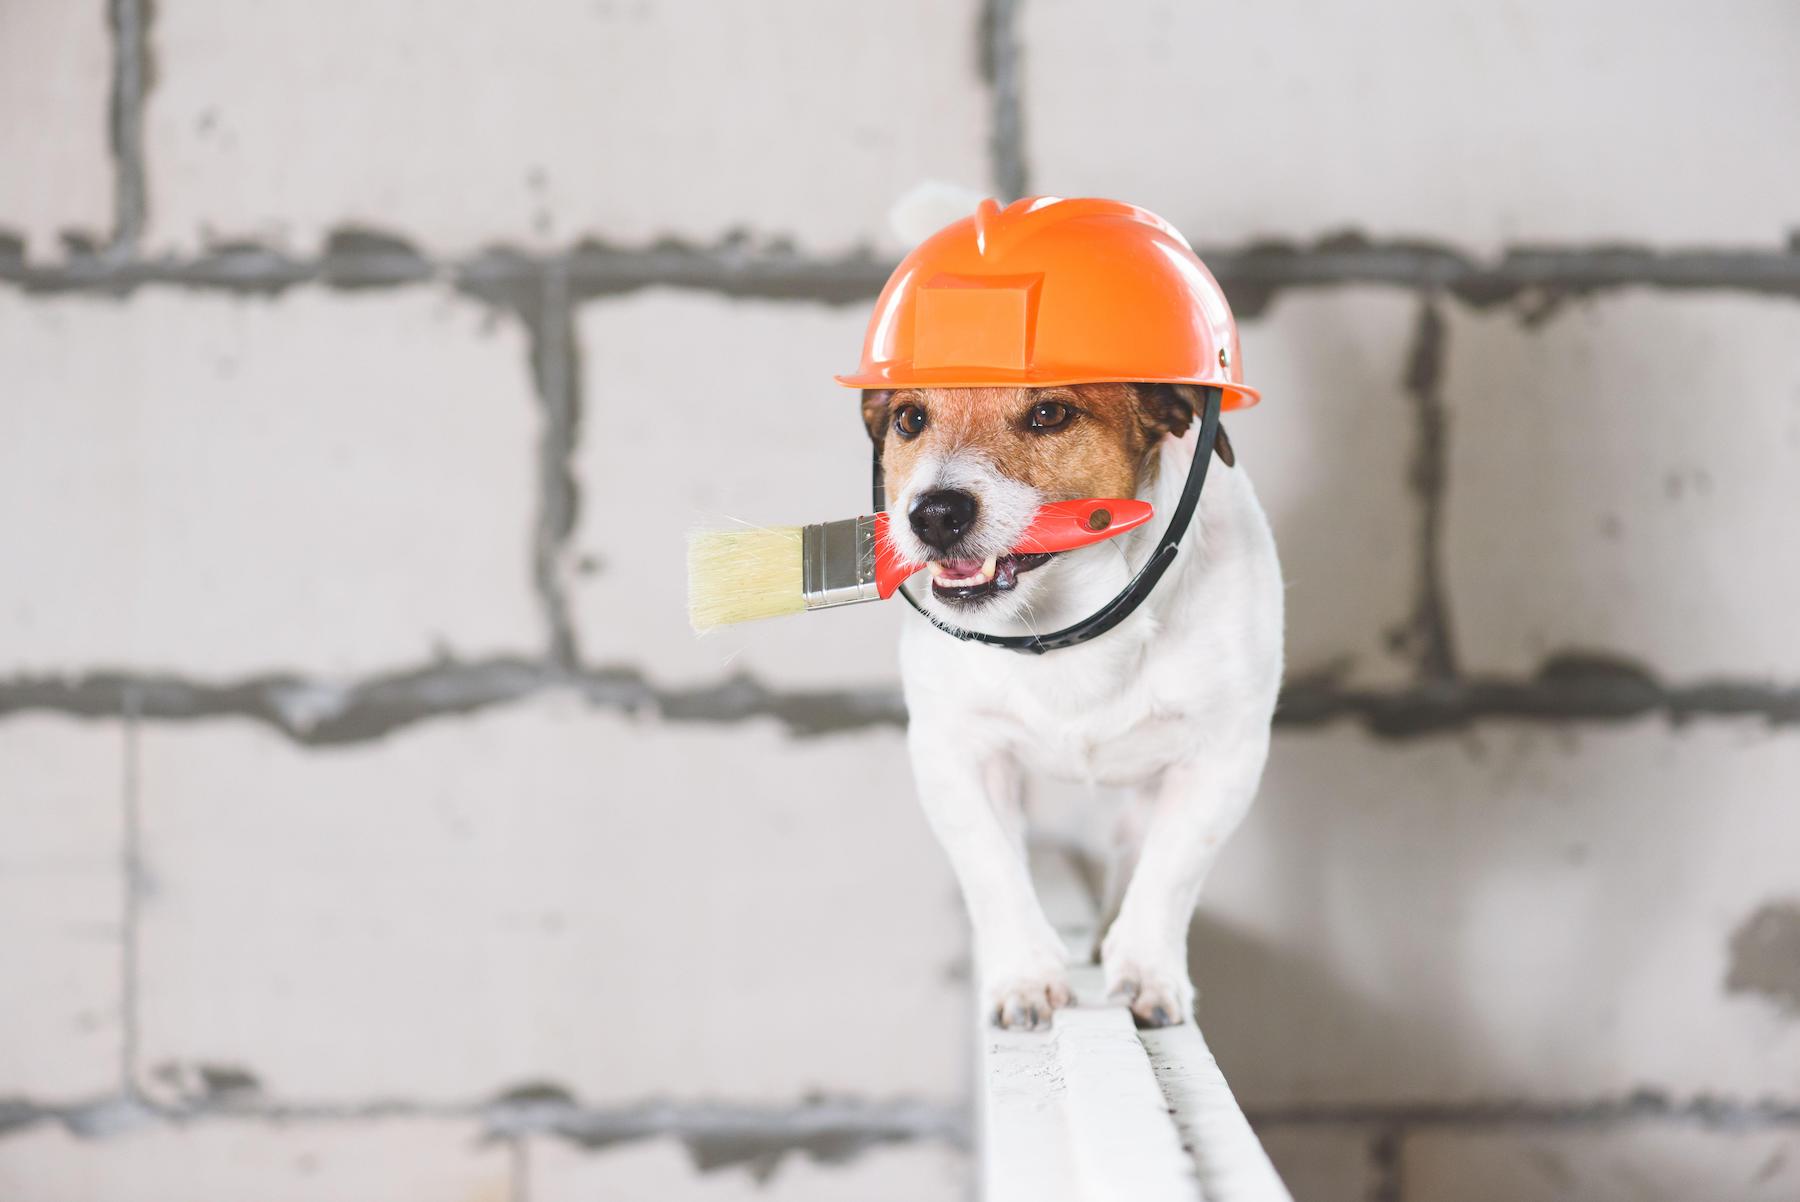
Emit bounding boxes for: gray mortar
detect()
[4,651,1792,747]
[0,660,908,743]
[8,228,1800,310]
[1247,1088,1800,1131]
[105,0,149,257]
[1368,1125,1404,1202]
[980,0,1030,200]
[1396,299,1459,681]
[453,251,582,667]
[0,1088,967,1176]
[1275,652,1800,737]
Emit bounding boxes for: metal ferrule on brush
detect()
[801,516,882,610]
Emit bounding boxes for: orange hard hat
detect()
[836,196,1257,408]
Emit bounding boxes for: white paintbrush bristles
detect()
[686,526,807,631]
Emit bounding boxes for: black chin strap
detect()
[871,385,1224,655]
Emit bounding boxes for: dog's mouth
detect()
[926,552,1055,603]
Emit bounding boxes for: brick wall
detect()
[3,2,1798,1199]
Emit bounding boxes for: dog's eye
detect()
[1027,401,1074,431]
[894,405,927,439]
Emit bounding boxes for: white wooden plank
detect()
[983,1020,1077,1202]
[1058,964,1204,1202]
[1145,1022,1294,1202]
[979,846,1292,1202]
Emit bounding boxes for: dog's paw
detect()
[984,970,1073,1032]
[1104,961,1194,1029]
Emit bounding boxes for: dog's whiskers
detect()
[1016,593,1044,639]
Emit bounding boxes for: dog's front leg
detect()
[1101,727,1270,1027]
[907,720,1070,1030]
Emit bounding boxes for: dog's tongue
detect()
[938,557,985,577]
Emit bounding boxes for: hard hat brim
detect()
[833,368,1260,410]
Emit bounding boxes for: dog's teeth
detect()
[928,556,1000,587]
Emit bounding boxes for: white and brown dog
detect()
[863,382,1283,1029]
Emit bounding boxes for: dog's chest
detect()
[1023,712,1202,784]
[983,658,1205,786]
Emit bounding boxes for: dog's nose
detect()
[909,489,978,551]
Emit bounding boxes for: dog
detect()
[863,382,1283,1030]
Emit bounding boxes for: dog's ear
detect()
[860,389,893,445]
[1139,384,1235,467]
[1138,383,1197,441]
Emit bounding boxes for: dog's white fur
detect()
[890,424,1284,1029]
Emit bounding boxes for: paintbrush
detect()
[687,498,1153,631]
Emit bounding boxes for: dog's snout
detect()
[909,489,978,551]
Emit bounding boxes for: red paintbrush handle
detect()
[872,498,1153,598]
[873,515,911,598]
[1012,497,1154,554]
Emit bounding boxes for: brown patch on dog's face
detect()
[866,383,1198,504]
[863,383,1224,611]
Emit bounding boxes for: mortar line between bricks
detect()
[103,0,148,258]
[119,688,143,1100]
[0,654,1796,744]
[1246,1091,1800,1130]
[533,263,580,667]
[7,237,1800,311]
[981,0,1029,200]
[1368,1125,1403,1202]
[1398,297,1458,682]
[7,1089,1800,1148]
[0,1093,973,1158]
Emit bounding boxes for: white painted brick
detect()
[1232,291,1421,685]
[570,290,906,688]
[134,699,965,1103]
[0,1119,511,1202]
[1441,295,1800,680]
[531,1136,966,1202]
[144,0,991,258]
[1022,0,1800,249]
[0,715,124,1101]
[1196,721,1800,1107]
[1253,1126,1379,1202]
[1404,1125,1800,1202]
[0,2,113,258]
[0,288,542,679]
